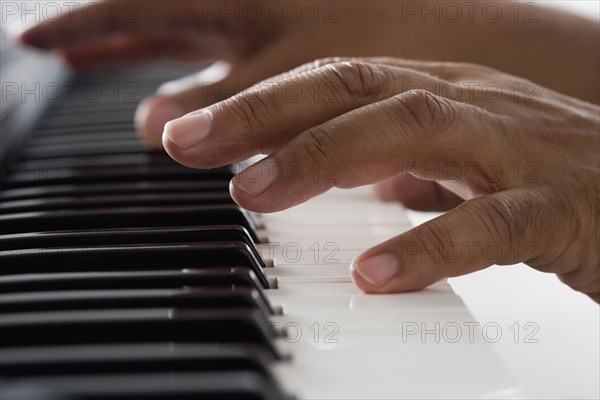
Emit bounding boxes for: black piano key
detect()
[0,268,265,294]
[0,287,273,317]
[0,225,252,248]
[1,243,269,288]
[0,180,230,201]
[29,132,143,146]
[22,140,146,160]
[4,164,233,188]
[0,225,263,264]
[38,121,136,134]
[0,344,273,376]
[0,205,261,242]
[0,192,233,213]
[72,66,201,82]
[35,123,135,136]
[37,118,134,131]
[0,62,289,400]
[1,309,277,356]
[7,152,182,172]
[0,371,287,400]
[0,241,259,270]
[38,109,140,128]
[49,102,138,114]
[0,380,75,400]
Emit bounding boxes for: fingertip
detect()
[229,179,254,209]
[229,177,278,213]
[350,249,433,294]
[229,178,251,206]
[231,165,276,197]
[161,114,227,171]
[13,23,55,49]
[350,263,381,293]
[161,122,183,159]
[228,160,301,213]
[162,112,212,151]
[135,96,184,148]
[350,253,400,288]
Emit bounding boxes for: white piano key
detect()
[261,187,411,228]
[272,330,520,399]
[261,249,360,266]
[260,237,400,260]
[264,264,352,279]
[262,203,411,227]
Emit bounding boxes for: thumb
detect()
[350,190,543,293]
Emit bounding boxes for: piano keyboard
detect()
[0,66,518,399]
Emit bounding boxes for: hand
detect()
[17,1,600,148]
[160,57,600,302]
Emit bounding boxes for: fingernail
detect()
[351,253,399,287]
[231,163,278,197]
[163,111,212,150]
[147,103,184,138]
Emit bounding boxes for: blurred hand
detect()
[160,57,600,302]
[16,0,403,147]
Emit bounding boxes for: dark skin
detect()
[17,1,600,301]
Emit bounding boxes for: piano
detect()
[2,27,595,399]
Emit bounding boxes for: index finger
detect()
[162,61,449,169]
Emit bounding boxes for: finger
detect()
[374,174,464,211]
[349,189,543,293]
[16,0,200,50]
[228,89,495,212]
[138,36,328,148]
[163,61,448,167]
[142,57,350,148]
[154,56,454,150]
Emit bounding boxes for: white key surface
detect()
[263,186,521,399]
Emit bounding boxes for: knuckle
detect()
[473,194,525,256]
[219,91,269,132]
[411,223,455,265]
[393,89,456,135]
[312,57,345,68]
[296,126,339,179]
[324,61,387,100]
[285,58,343,77]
